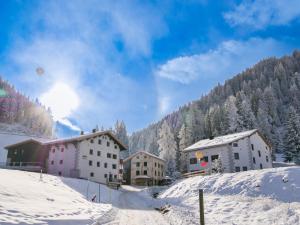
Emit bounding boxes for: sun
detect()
[40,82,80,120]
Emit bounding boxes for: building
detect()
[5,131,127,184]
[183,129,272,174]
[123,151,165,186]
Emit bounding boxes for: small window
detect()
[253,157,256,164]
[158,171,160,176]
[107,153,111,158]
[233,142,238,147]
[136,170,140,175]
[90,149,93,155]
[155,162,157,167]
[203,156,208,162]
[114,175,117,179]
[89,160,93,166]
[104,163,107,168]
[155,170,157,176]
[52,149,55,153]
[260,163,263,169]
[143,170,147,175]
[114,145,118,149]
[251,144,254,150]
[144,162,147,167]
[266,155,269,162]
[97,162,100,167]
[112,164,117,169]
[258,150,261,157]
[265,146,268,150]
[90,172,94,177]
[190,158,197,164]
[59,160,63,164]
[97,151,101,156]
[61,148,64,152]
[90,139,94,143]
[144,156,147,159]
[211,155,219,161]
[242,166,247,171]
[136,162,140,167]
[235,167,240,172]
[158,163,160,168]
[113,154,117,159]
[107,142,110,147]
[98,139,102,145]
[104,174,107,178]
[51,160,54,165]
[58,171,62,176]
[234,153,239,160]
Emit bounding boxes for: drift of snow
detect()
[0,169,120,224]
[159,167,300,225]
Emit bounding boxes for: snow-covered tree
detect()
[224,96,238,133]
[178,123,193,173]
[211,157,224,174]
[114,120,129,158]
[157,121,177,176]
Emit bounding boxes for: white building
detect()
[123,151,165,186]
[183,129,272,174]
[5,131,127,184]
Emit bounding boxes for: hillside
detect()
[158,167,300,225]
[129,51,300,161]
[0,169,120,224]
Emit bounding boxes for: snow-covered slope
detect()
[0,169,120,224]
[159,167,300,225]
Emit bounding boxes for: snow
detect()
[184,129,257,151]
[0,169,120,224]
[158,166,300,225]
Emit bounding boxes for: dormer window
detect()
[90,139,94,144]
[233,142,238,147]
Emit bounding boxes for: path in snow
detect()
[95,186,170,225]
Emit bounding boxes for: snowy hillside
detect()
[159,167,300,225]
[0,169,120,224]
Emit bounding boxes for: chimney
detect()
[92,128,96,133]
[80,131,84,135]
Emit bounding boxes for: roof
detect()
[4,137,51,149]
[135,175,151,179]
[184,129,259,152]
[124,150,165,162]
[5,131,127,150]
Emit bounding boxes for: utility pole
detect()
[199,189,205,225]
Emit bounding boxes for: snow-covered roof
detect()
[124,151,165,162]
[184,129,258,152]
[5,131,127,150]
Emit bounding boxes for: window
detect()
[114,175,117,179]
[251,144,254,150]
[90,139,94,143]
[260,164,263,169]
[233,142,238,147]
[107,153,111,158]
[158,171,160,176]
[104,163,107,168]
[90,149,93,155]
[266,155,269,162]
[97,151,101,156]
[161,165,163,170]
[113,154,117,159]
[97,162,100,167]
[258,150,261,157]
[90,172,94,177]
[98,139,102,145]
[52,149,55,153]
[144,156,147,159]
[265,146,268,150]
[211,155,219,161]
[155,171,157,176]
[203,156,208,162]
[234,153,240,160]
[235,167,240,172]
[144,162,147,167]
[115,145,118,149]
[243,166,247,171]
[107,142,110,147]
[143,170,147,175]
[190,158,197,164]
[61,148,64,152]
[89,160,93,166]
[104,174,107,178]
[253,157,256,164]
[51,160,54,165]
[136,170,140,175]
[158,163,160,168]
[155,162,157,167]
[58,171,62,176]
[136,162,140,167]
[112,164,117,169]
[59,160,63,164]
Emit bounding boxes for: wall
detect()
[249,133,272,169]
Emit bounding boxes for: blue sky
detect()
[0,0,300,136]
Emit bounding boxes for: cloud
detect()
[58,118,81,132]
[224,0,300,30]
[158,96,171,115]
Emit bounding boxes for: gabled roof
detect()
[184,129,261,152]
[5,131,127,151]
[124,150,165,162]
[4,137,51,149]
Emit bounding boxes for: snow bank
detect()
[0,169,120,224]
[159,167,300,225]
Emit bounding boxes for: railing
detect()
[0,162,44,172]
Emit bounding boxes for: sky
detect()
[0,0,300,137]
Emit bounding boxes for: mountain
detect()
[129,50,300,161]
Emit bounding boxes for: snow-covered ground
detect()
[159,166,300,225]
[0,169,119,224]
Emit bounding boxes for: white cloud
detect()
[156,38,290,84]
[224,0,300,30]
[58,118,81,131]
[158,96,171,115]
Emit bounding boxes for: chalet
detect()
[183,129,272,174]
[5,131,127,184]
[123,151,165,186]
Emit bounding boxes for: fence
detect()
[0,162,44,172]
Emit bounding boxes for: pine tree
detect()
[178,123,192,173]
[114,120,129,158]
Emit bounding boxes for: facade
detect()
[5,131,126,184]
[183,129,272,174]
[123,151,165,186]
